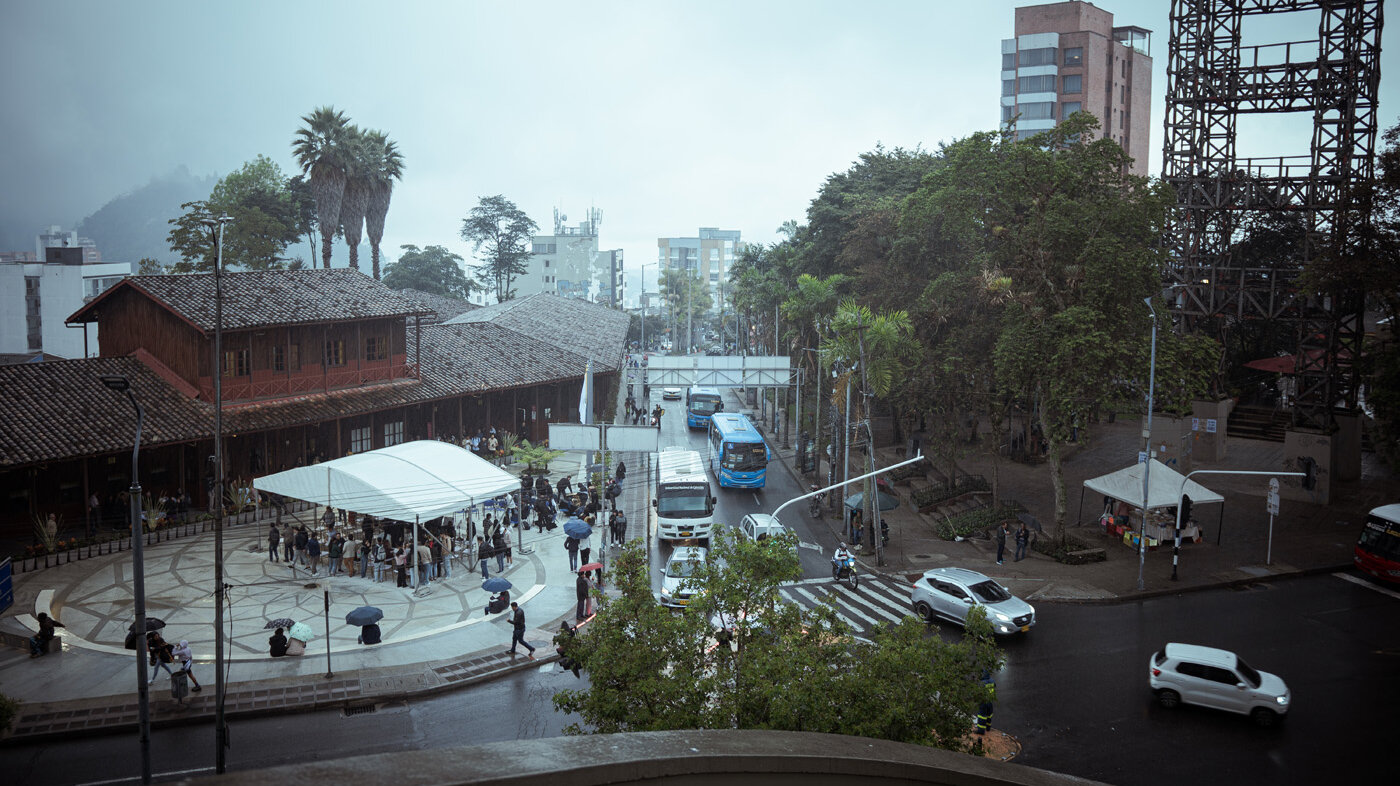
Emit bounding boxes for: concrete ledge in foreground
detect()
[185,729,1109,786]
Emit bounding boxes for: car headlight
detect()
[1276,695,1289,705]
[993,611,1011,622]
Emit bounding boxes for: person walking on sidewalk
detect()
[267,523,281,563]
[1014,522,1030,562]
[147,631,176,683]
[565,534,580,572]
[994,521,1009,565]
[171,639,203,692]
[579,532,592,568]
[507,602,535,658]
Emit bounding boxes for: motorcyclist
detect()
[831,542,853,572]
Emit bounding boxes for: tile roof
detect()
[393,288,478,323]
[67,268,431,333]
[0,356,212,466]
[443,293,629,369]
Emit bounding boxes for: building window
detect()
[223,348,249,377]
[1002,52,1015,70]
[323,339,346,367]
[1018,47,1057,67]
[349,426,372,453]
[1062,74,1082,94]
[1061,101,1082,118]
[1064,47,1083,66]
[1017,75,1056,93]
[1019,102,1055,120]
[271,345,285,372]
[366,336,387,361]
[544,259,551,267]
[383,421,404,447]
[1002,79,1016,97]
[1002,105,1015,123]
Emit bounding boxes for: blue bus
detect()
[707,412,770,489]
[685,386,724,429]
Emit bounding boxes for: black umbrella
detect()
[265,617,296,630]
[127,617,166,633]
[345,606,384,626]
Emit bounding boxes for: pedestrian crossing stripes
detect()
[777,575,918,634]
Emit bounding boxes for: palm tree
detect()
[338,127,372,272]
[363,129,404,280]
[291,106,353,268]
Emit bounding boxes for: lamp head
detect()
[99,374,131,392]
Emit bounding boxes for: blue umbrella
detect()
[563,517,592,539]
[344,606,383,626]
[482,577,513,593]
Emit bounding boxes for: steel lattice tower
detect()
[1162,0,1382,432]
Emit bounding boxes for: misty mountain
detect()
[75,166,218,265]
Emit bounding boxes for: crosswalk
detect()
[777,575,918,634]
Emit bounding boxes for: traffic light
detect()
[1300,456,1317,490]
[1180,494,1193,525]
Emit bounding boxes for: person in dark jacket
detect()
[615,462,626,483]
[268,627,289,657]
[358,624,381,645]
[267,524,281,562]
[477,536,491,579]
[575,571,590,621]
[554,621,581,678]
[507,602,535,657]
[28,612,64,657]
[556,476,572,498]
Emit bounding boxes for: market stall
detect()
[1078,459,1224,549]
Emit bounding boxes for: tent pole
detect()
[1217,504,1224,546]
[412,515,420,589]
[1076,486,1084,526]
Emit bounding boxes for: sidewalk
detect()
[751,395,1397,601]
[0,381,644,743]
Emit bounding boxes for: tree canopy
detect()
[553,529,1000,749]
[461,194,536,302]
[165,155,308,272]
[382,244,474,300]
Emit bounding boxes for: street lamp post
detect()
[99,374,151,784]
[199,214,232,772]
[1138,285,1185,591]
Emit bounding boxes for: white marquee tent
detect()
[1082,459,1224,511]
[254,440,518,522]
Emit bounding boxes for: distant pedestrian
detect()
[282,525,295,562]
[491,529,507,572]
[267,523,281,562]
[555,621,581,678]
[307,533,323,574]
[615,462,626,483]
[507,602,535,658]
[477,536,491,579]
[328,534,344,575]
[576,571,590,620]
[171,639,202,692]
[147,632,176,683]
[1014,523,1030,562]
[579,533,592,567]
[995,521,1009,565]
[268,627,289,657]
[394,546,409,587]
[416,540,432,585]
[294,527,309,566]
[565,535,580,572]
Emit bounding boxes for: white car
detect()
[910,567,1035,635]
[738,513,793,547]
[658,546,707,608]
[661,387,682,400]
[1149,643,1291,727]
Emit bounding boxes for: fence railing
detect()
[9,499,315,576]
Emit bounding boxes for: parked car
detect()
[739,513,793,547]
[658,546,707,608]
[661,387,682,400]
[1149,643,1290,726]
[910,567,1035,635]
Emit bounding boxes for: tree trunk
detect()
[1041,404,1068,545]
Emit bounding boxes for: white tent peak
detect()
[255,440,518,522]
[1083,459,1224,511]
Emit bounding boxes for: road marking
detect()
[752,493,762,506]
[1334,571,1400,601]
[77,767,214,786]
[849,585,912,619]
[798,541,822,552]
[839,590,905,623]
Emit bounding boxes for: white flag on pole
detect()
[579,359,593,426]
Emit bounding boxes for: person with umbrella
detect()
[554,621,581,678]
[483,577,511,615]
[286,621,314,656]
[268,627,289,657]
[347,606,383,645]
[147,631,176,683]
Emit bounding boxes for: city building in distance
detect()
[1001,1,1152,176]
[517,208,625,305]
[657,227,742,316]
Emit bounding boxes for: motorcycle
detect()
[808,485,825,519]
[831,556,859,590]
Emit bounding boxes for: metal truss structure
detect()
[643,355,796,388]
[1162,0,1382,431]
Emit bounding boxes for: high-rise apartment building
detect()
[516,208,625,305]
[657,227,742,316]
[0,234,129,359]
[1000,1,1152,176]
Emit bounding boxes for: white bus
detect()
[652,448,716,544]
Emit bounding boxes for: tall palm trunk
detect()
[366,180,392,279]
[340,175,370,272]
[312,165,347,269]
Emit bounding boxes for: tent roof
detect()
[1083,459,1224,510]
[254,440,518,522]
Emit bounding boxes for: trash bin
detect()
[170,670,189,702]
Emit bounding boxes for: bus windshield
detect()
[657,483,711,518]
[1358,515,1400,561]
[687,390,722,416]
[723,441,768,471]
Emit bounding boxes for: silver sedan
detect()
[910,566,1035,635]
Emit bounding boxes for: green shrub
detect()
[935,503,1022,541]
[0,693,21,735]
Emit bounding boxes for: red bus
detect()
[1355,504,1400,585]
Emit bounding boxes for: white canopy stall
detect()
[1079,459,1225,545]
[256,440,519,584]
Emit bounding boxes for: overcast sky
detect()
[3,0,1396,301]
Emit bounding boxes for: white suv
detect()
[738,513,792,546]
[1149,643,1291,727]
[658,546,707,608]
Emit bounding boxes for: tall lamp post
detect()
[1138,285,1184,591]
[199,214,232,772]
[99,374,151,784]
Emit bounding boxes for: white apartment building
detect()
[657,227,742,316]
[0,244,130,358]
[515,208,625,305]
